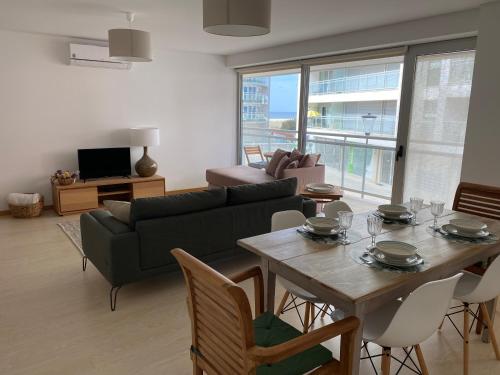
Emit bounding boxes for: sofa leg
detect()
[110,286,122,311]
[82,256,88,271]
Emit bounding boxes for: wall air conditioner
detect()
[69,43,131,70]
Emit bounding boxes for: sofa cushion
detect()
[265,149,289,177]
[130,188,227,228]
[254,312,333,375]
[206,165,276,187]
[103,200,131,224]
[227,178,297,206]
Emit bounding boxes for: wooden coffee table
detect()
[300,186,343,202]
[300,186,343,211]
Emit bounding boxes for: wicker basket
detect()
[9,195,44,218]
[57,176,76,186]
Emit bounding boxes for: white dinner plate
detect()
[306,217,338,232]
[376,241,418,260]
[302,224,340,236]
[375,211,413,221]
[449,219,487,234]
[369,248,423,268]
[441,224,490,239]
[378,204,408,218]
[306,183,335,194]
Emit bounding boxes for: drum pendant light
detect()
[203,0,271,37]
[109,12,152,62]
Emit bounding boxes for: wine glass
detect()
[410,197,424,226]
[366,214,383,250]
[430,201,445,230]
[338,211,354,245]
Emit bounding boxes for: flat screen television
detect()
[78,147,131,180]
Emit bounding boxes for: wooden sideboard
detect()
[52,175,165,216]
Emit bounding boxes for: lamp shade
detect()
[203,0,271,37]
[109,29,152,62]
[130,127,160,147]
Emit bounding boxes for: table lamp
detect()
[130,127,160,177]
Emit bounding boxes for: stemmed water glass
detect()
[410,197,424,226]
[430,200,445,230]
[366,214,383,250]
[338,211,354,245]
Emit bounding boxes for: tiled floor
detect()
[1,208,499,374]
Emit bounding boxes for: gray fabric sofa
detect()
[80,178,315,309]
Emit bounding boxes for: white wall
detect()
[0,30,236,210]
[461,1,500,186]
[226,9,479,67]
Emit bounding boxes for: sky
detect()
[269,74,299,114]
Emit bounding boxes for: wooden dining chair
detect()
[452,181,500,333]
[244,145,267,169]
[453,182,500,220]
[171,248,359,375]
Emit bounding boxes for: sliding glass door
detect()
[305,57,404,200]
[240,69,301,163]
[393,39,476,206]
[237,39,476,205]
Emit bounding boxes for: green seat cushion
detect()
[253,312,333,375]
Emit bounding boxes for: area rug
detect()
[57,221,84,256]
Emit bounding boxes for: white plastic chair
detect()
[324,200,352,219]
[362,273,463,375]
[444,256,500,375]
[271,210,333,332]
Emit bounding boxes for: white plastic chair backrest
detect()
[271,210,306,232]
[375,273,463,348]
[324,201,352,219]
[462,256,500,303]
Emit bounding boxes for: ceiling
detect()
[0,0,484,55]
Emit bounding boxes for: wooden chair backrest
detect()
[172,248,256,374]
[453,182,500,220]
[244,145,265,164]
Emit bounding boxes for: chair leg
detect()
[381,347,391,375]
[464,303,470,375]
[303,302,311,333]
[476,307,484,335]
[193,362,203,375]
[310,303,316,327]
[438,316,445,330]
[479,303,500,360]
[276,291,290,315]
[415,344,429,375]
[321,304,329,318]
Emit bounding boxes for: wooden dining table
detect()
[237,207,500,375]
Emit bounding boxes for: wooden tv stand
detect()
[52,175,165,216]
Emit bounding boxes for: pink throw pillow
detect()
[289,149,303,163]
[286,160,299,169]
[274,156,292,178]
[265,149,289,176]
[299,153,321,168]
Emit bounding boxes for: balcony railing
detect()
[307,115,397,137]
[242,126,396,200]
[309,70,400,95]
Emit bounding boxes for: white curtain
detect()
[403,51,475,207]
